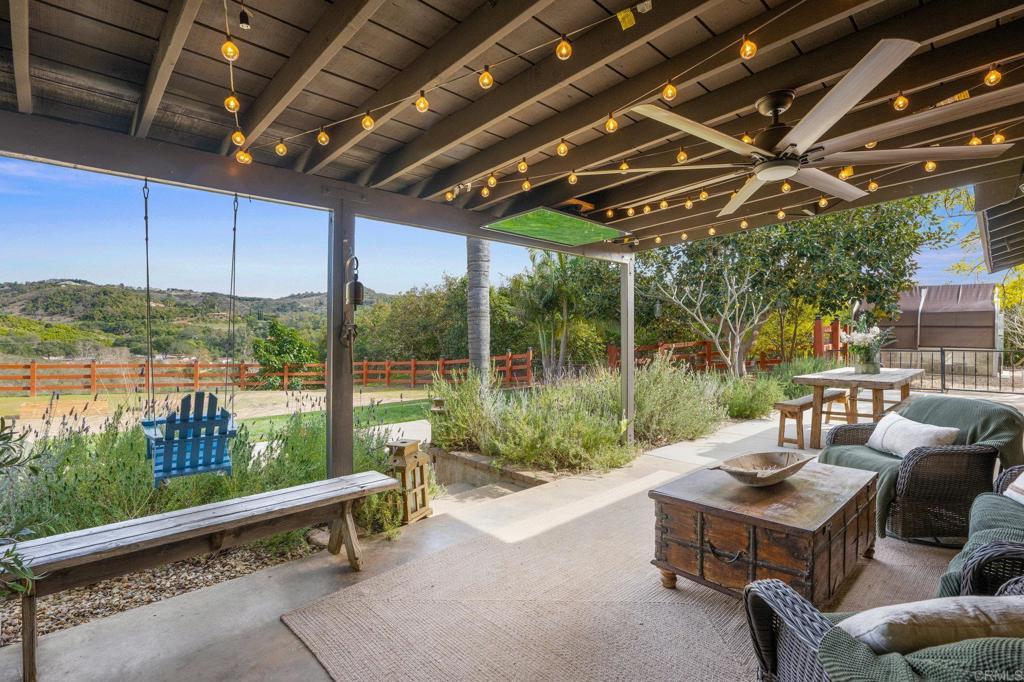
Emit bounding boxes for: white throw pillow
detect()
[838,596,1024,654]
[865,412,959,458]
[1005,470,1024,505]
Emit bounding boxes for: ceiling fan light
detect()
[984,65,1002,87]
[893,91,909,111]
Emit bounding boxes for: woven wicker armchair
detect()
[953,465,1024,595]
[997,575,1024,595]
[824,423,999,541]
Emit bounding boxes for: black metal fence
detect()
[882,348,1024,394]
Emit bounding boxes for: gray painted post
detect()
[327,202,355,477]
[620,258,636,443]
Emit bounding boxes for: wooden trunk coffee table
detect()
[650,461,876,608]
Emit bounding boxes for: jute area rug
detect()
[283,479,955,682]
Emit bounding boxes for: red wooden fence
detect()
[0,350,533,396]
[607,340,781,372]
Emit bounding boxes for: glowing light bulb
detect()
[740,219,749,229]
[361,112,374,130]
[556,139,569,157]
[893,91,909,111]
[605,209,615,219]
[480,186,490,198]
[234,149,252,164]
[487,174,498,188]
[224,94,240,113]
[739,35,757,60]
[776,209,786,220]
[556,35,572,61]
[643,204,652,214]
[316,128,329,145]
[230,129,246,146]
[659,199,669,210]
[517,158,528,173]
[627,207,636,217]
[968,133,982,146]
[619,159,630,172]
[740,132,754,144]
[699,189,709,201]
[708,227,717,236]
[984,65,1002,87]
[684,198,694,210]
[818,196,829,208]
[415,91,429,113]
[681,233,688,241]
[838,165,854,180]
[655,235,662,244]
[274,140,287,156]
[221,39,239,62]
[623,237,630,244]
[923,160,937,172]
[521,178,531,191]
[781,180,792,193]
[444,190,455,202]
[479,65,494,90]
[662,82,677,101]
[567,172,578,185]
[867,179,879,192]
[676,147,688,163]
[604,113,618,133]
[864,140,878,149]
[993,131,1006,144]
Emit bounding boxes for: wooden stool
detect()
[775,389,848,449]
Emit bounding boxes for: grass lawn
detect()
[239,399,431,440]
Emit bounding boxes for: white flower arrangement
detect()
[841,319,894,361]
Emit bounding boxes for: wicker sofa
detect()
[819,395,1024,543]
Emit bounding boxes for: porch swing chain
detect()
[227,194,239,407]
[143,180,156,420]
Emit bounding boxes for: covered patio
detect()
[3,0,1024,679]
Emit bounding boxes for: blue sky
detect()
[0,157,998,297]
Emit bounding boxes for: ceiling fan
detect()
[579,38,1016,217]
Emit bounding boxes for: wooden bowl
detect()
[708,452,815,487]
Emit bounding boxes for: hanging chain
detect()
[226,193,239,408]
[143,180,156,419]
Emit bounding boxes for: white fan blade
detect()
[810,144,1013,166]
[778,39,920,155]
[632,103,771,157]
[718,175,766,216]
[575,163,748,176]
[813,82,1024,156]
[792,168,867,202]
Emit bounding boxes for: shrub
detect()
[721,375,784,419]
[427,369,498,452]
[633,355,726,445]
[771,356,842,399]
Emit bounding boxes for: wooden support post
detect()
[813,317,824,358]
[28,360,36,397]
[22,591,36,682]
[526,348,533,386]
[620,259,636,443]
[327,202,355,478]
[505,350,512,385]
[89,360,98,393]
[192,359,200,391]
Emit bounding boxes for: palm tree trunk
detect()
[466,237,491,375]
[557,298,568,370]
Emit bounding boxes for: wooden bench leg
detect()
[795,410,804,450]
[22,592,36,682]
[777,410,786,447]
[328,500,362,572]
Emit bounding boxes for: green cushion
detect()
[819,444,901,537]
[937,527,1024,598]
[969,493,1024,535]
[900,395,1024,469]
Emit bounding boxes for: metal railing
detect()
[882,348,1024,394]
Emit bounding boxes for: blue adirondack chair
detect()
[141,392,236,487]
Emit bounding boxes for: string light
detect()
[627,207,636,217]
[361,112,375,130]
[818,196,829,208]
[864,141,877,149]
[521,178,531,191]
[230,129,246,146]
[781,180,792,193]
[643,204,652,214]
[556,139,569,157]
[740,132,754,144]
[684,198,694,209]
[662,81,677,101]
[867,179,879,192]
[676,147,688,163]
[444,190,455,202]
[481,186,491,198]
[776,209,786,220]
[568,172,578,184]
[838,165,854,180]
[923,160,937,172]
[604,113,618,133]
[415,91,429,113]
[740,219,749,229]
[221,38,239,62]
[224,93,240,113]
[556,35,573,60]
[993,131,1007,144]
[655,235,662,244]
[708,227,717,235]
[619,159,630,172]
[234,149,252,164]
[740,35,757,60]
[487,174,498,188]
[681,232,688,241]
[275,140,287,156]
[699,189,709,201]
[316,128,330,145]
[969,133,982,146]
[479,65,494,90]
[517,158,529,173]
[659,199,669,210]
[893,91,909,111]
[605,209,615,219]
[984,65,1002,87]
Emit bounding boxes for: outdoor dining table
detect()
[792,367,925,449]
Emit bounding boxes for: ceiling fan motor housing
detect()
[754,158,800,181]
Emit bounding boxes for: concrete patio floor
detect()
[1,388,1019,681]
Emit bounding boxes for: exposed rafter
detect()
[362,0,722,189]
[301,0,555,176]
[221,0,386,154]
[478,0,1023,214]
[131,0,203,138]
[9,0,31,114]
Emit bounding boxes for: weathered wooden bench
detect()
[775,389,848,449]
[3,471,398,682]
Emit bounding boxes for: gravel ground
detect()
[1,541,319,647]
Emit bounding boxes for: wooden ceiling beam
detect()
[630,154,1024,251]
[363,0,723,189]
[9,0,31,114]
[481,0,1024,214]
[301,0,554,176]
[131,0,203,138]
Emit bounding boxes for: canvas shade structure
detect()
[3,0,1024,473]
